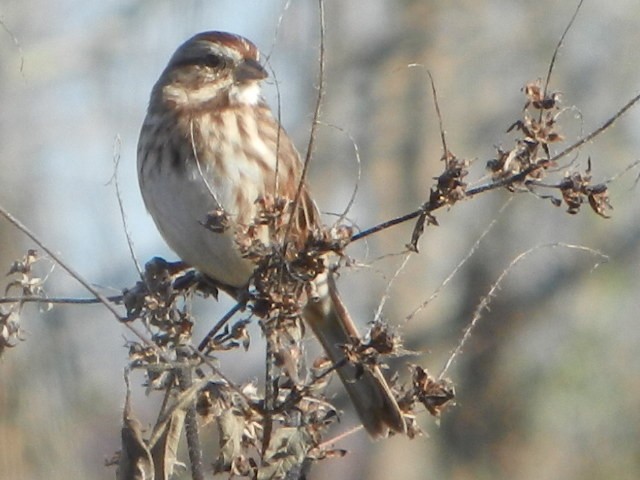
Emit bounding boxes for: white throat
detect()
[229,81,261,105]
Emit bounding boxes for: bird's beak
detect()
[234,58,268,83]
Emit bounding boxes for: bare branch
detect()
[547,92,640,165]
[0,205,162,354]
[0,204,124,321]
[0,295,122,305]
[351,93,640,244]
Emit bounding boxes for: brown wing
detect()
[249,102,320,249]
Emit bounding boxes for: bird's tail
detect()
[304,272,406,438]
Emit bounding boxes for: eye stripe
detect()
[171,53,227,70]
[168,32,262,75]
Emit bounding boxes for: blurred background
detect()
[1,1,639,479]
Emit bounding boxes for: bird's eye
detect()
[202,54,226,69]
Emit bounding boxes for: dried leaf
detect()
[0,309,22,357]
[150,407,186,480]
[213,409,247,475]
[117,370,154,480]
[411,366,455,418]
[587,184,613,218]
[200,207,230,233]
[117,413,154,480]
[258,427,312,480]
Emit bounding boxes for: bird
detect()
[137,31,405,437]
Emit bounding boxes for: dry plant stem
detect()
[182,400,204,480]
[176,348,205,480]
[0,295,123,305]
[0,205,123,320]
[374,253,412,323]
[427,70,450,162]
[438,242,609,380]
[190,349,256,407]
[352,92,640,245]
[0,204,161,351]
[109,136,144,280]
[317,425,364,450]
[265,0,294,64]
[157,372,176,424]
[197,302,244,352]
[547,93,640,162]
[543,0,584,101]
[270,67,283,198]
[147,377,208,448]
[283,0,325,250]
[262,325,276,456]
[317,121,362,225]
[404,198,513,324]
[603,159,640,185]
[265,1,292,199]
[351,209,425,243]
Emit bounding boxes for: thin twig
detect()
[317,424,364,450]
[404,198,513,324]
[373,253,412,323]
[190,119,221,206]
[108,135,143,280]
[351,209,423,243]
[264,0,293,198]
[603,159,640,186]
[147,376,208,449]
[0,295,122,305]
[176,348,204,480]
[438,243,609,380]
[270,64,283,198]
[264,0,294,65]
[0,204,157,350]
[197,302,244,352]
[547,92,640,164]
[190,348,257,408]
[262,325,276,456]
[0,205,124,320]
[402,68,451,251]
[351,93,640,244]
[543,0,584,99]
[284,0,326,249]
[422,69,449,164]
[317,121,363,226]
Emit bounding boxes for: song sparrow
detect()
[137,31,405,437]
